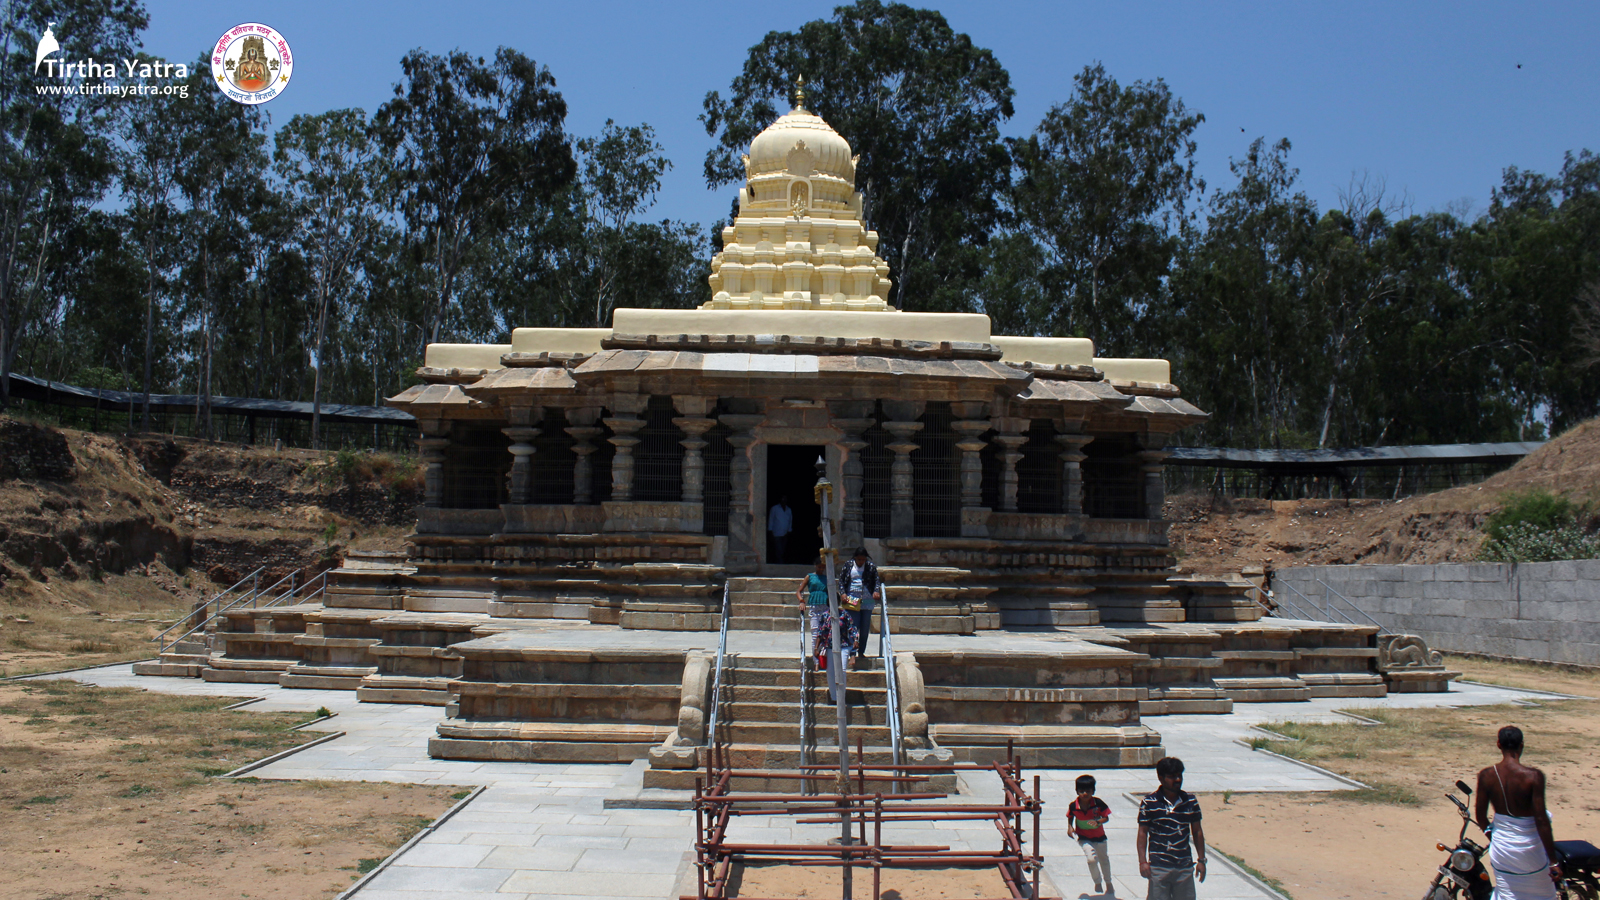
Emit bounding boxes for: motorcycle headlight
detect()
[1450,849,1476,872]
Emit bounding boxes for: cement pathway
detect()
[38,659,1558,900]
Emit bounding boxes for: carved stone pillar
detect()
[721,413,765,574]
[564,407,603,505]
[417,426,449,509]
[604,395,649,503]
[950,401,991,537]
[1054,427,1094,516]
[1138,443,1172,520]
[503,427,539,504]
[990,416,1030,513]
[881,400,925,538]
[502,406,542,505]
[673,396,716,504]
[827,400,875,551]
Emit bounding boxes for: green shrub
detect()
[1479,522,1600,562]
[1484,490,1580,542]
[1478,489,1599,562]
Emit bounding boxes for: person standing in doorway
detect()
[1137,756,1205,900]
[768,495,793,564]
[835,547,880,667]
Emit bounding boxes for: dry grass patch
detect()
[0,573,189,677]
[1446,654,1600,696]
[1200,658,1600,900]
[0,679,457,899]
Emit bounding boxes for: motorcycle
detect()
[1420,776,1600,900]
[1423,780,1492,900]
[1557,838,1600,900]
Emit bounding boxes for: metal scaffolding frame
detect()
[685,741,1054,900]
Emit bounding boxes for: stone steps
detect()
[721,683,885,704]
[725,701,883,726]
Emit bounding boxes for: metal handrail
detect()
[1270,580,1321,621]
[879,582,902,766]
[153,566,264,646]
[158,567,331,653]
[1317,579,1388,634]
[798,593,812,794]
[705,580,732,769]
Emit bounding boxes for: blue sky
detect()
[138,1,1598,229]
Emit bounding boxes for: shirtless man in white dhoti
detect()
[1475,725,1562,899]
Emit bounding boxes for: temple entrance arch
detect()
[764,444,824,565]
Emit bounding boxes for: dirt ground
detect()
[1200,657,1600,900]
[1169,417,1600,572]
[0,679,456,900]
[727,861,1011,899]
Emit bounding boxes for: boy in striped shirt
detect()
[1137,757,1206,900]
[1067,773,1113,894]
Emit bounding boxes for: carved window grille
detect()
[912,402,960,537]
[702,414,732,536]
[530,409,575,504]
[1083,435,1143,519]
[444,423,509,510]
[634,396,684,503]
[1017,419,1064,514]
[861,409,892,539]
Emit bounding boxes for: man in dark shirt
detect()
[1137,756,1206,900]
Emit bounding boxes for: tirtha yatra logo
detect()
[34,22,59,72]
[212,23,293,105]
[32,21,191,98]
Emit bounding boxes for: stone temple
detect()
[137,99,1453,782]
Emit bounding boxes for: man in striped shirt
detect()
[1137,756,1206,900]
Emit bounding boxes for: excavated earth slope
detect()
[1170,418,1600,572]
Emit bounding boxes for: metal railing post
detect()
[879,583,901,767]
[1317,578,1388,634]
[706,580,732,772]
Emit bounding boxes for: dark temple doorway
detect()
[766,444,824,565]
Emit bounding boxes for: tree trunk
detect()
[142,239,155,432]
[311,281,330,451]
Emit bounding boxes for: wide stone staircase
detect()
[724,578,806,631]
[644,652,953,793]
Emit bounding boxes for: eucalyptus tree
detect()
[1010,63,1203,355]
[701,0,1014,311]
[575,119,672,327]
[167,54,269,438]
[119,54,183,429]
[0,1,147,407]
[373,47,575,353]
[275,108,384,448]
[1169,138,1318,447]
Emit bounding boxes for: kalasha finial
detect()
[793,74,807,110]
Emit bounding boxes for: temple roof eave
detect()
[386,383,499,419]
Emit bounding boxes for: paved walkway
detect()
[43,660,1555,900]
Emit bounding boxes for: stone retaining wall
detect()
[1276,561,1600,667]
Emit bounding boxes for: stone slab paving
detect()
[32,644,1560,900]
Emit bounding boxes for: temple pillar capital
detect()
[720,414,765,574]
[990,416,1029,513]
[1137,448,1173,520]
[951,414,991,536]
[832,416,875,549]
[565,409,604,505]
[881,409,924,538]
[1054,429,1094,516]
[503,424,541,505]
